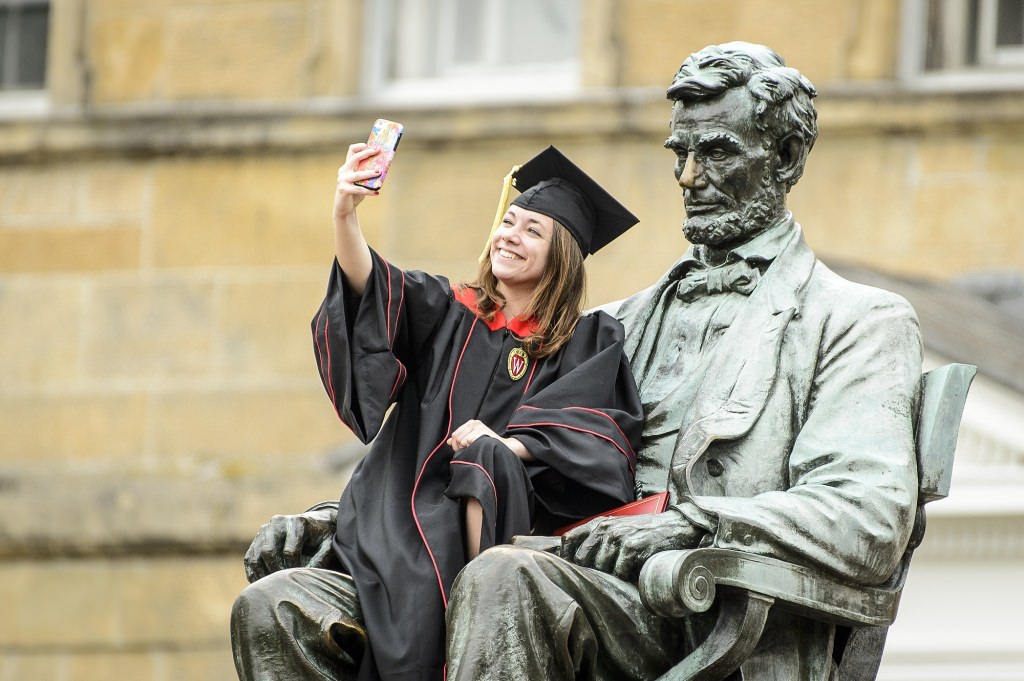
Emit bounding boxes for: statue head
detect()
[664,42,818,251]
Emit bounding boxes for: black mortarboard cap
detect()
[509,146,638,256]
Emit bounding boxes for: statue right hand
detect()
[243,507,338,583]
[560,511,703,582]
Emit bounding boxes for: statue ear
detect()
[775,134,806,186]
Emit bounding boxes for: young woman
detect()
[313,144,642,681]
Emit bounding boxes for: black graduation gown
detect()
[311,250,642,681]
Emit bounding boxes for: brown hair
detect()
[464,220,585,358]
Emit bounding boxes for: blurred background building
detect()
[1,1,1022,679]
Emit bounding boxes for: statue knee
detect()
[232,571,284,637]
[454,546,550,602]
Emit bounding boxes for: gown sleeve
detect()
[311,248,453,442]
[505,311,643,520]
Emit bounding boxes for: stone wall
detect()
[2,1,1022,679]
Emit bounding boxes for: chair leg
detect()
[837,626,889,681]
[656,591,774,681]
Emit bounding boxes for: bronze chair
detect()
[637,363,977,681]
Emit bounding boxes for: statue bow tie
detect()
[674,260,761,301]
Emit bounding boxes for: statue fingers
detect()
[257,543,286,576]
[570,519,619,569]
[610,535,653,582]
[308,539,335,569]
[255,515,291,575]
[560,517,603,559]
[567,532,597,567]
[243,537,263,583]
[244,521,279,582]
[588,538,627,576]
[281,518,304,568]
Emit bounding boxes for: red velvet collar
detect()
[453,286,541,337]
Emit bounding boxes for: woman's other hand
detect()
[448,419,536,461]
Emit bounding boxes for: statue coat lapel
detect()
[670,227,817,494]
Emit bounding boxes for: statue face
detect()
[666,87,786,249]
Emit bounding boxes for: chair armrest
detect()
[638,548,900,627]
[510,534,562,553]
[305,500,339,513]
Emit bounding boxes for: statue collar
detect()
[672,213,796,278]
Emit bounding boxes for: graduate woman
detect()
[246,145,642,681]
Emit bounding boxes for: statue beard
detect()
[683,179,784,248]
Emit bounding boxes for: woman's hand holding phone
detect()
[331,143,379,296]
[331,119,403,294]
[355,118,404,190]
[334,143,383,220]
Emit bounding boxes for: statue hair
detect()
[667,42,819,190]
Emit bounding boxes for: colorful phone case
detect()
[355,119,404,190]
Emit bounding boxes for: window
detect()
[901,0,1024,89]
[362,0,580,104]
[977,0,1024,66]
[0,0,48,91]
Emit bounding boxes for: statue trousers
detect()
[230,567,366,681]
[446,546,688,681]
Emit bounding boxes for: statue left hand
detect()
[561,512,703,582]
[243,508,337,583]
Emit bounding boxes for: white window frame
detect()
[0,0,50,117]
[901,0,1024,90]
[900,0,1024,91]
[361,0,581,106]
[976,0,1024,66]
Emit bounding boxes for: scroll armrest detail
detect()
[638,548,900,627]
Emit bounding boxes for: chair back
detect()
[916,363,977,503]
[838,362,976,681]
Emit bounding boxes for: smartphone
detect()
[355,118,404,190]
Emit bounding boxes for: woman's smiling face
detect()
[490,205,554,295]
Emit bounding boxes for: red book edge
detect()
[553,491,671,536]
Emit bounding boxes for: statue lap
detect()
[231,568,365,681]
[446,546,833,681]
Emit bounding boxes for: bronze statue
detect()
[445,42,923,681]
[232,42,929,681]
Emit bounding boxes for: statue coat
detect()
[614,222,922,679]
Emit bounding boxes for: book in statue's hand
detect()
[553,491,671,536]
[508,492,671,556]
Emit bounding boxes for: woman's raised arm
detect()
[332,143,383,295]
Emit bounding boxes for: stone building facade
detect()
[2,1,1022,679]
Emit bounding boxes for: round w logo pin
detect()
[507,347,528,381]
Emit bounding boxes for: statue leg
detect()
[231,567,365,681]
[446,546,687,681]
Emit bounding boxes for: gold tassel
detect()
[478,165,521,265]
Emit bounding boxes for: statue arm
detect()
[689,292,923,584]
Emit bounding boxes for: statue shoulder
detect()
[808,261,919,322]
